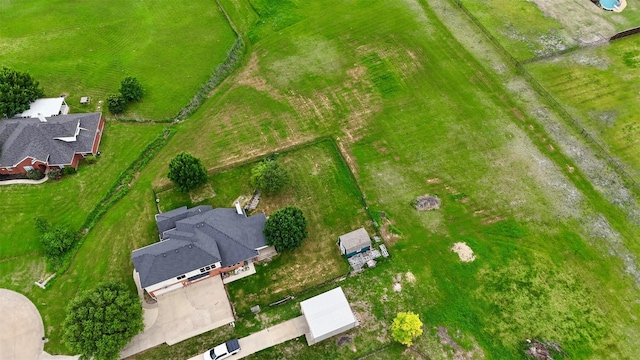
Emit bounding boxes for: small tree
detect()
[167,152,208,192]
[47,168,62,180]
[0,67,45,118]
[251,160,289,195]
[391,312,423,347]
[106,94,127,114]
[35,218,76,259]
[264,206,307,251]
[63,281,143,360]
[119,76,144,102]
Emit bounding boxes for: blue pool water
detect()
[600,0,620,10]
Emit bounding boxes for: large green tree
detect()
[251,160,289,195]
[63,281,143,360]
[119,76,144,102]
[0,67,44,118]
[264,206,307,251]
[391,311,423,346]
[167,152,208,192]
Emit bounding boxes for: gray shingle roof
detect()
[0,113,102,167]
[339,228,371,254]
[133,207,267,288]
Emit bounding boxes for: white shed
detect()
[300,287,357,345]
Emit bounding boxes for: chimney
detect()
[37,113,47,123]
[235,201,244,216]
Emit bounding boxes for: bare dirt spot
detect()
[406,271,416,283]
[482,216,506,225]
[379,219,401,245]
[437,327,485,359]
[451,242,476,262]
[566,164,575,173]
[512,108,526,121]
[426,178,442,184]
[190,183,216,203]
[414,195,441,211]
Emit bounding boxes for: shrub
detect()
[119,76,144,102]
[48,168,62,180]
[85,155,97,164]
[62,167,77,175]
[35,218,77,259]
[251,160,289,195]
[106,94,127,114]
[26,169,44,180]
[392,312,423,346]
[0,67,45,118]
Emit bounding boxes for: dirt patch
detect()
[414,195,441,211]
[337,335,352,347]
[437,326,485,360]
[189,183,216,203]
[451,242,476,262]
[406,271,416,283]
[379,218,401,245]
[426,178,442,184]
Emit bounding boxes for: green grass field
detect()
[3,0,640,358]
[0,0,236,120]
[525,35,640,180]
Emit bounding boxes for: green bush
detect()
[119,76,144,102]
[26,169,44,180]
[251,160,289,195]
[47,168,62,180]
[62,167,77,175]
[35,218,77,260]
[106,94,127,114]
[167,152,208,192]
[85,155,97,164]
[264,206,308,251]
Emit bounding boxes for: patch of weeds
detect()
[476,258,608,353]
[450,193,468,201]
[622,50,640,68]
[482,219,527,238]
[361,52,400,96]
[247,0,303,43]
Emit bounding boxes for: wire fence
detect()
[448,0,640,194]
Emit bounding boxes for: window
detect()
[24,166,34,171]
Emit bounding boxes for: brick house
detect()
[0,112,104,175]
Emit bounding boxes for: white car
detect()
[203,339,240,360]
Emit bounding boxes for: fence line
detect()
[447,0,640,194]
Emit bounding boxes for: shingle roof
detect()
[339,228,371,253]
[0,113,102,167]
[132,207,267,288]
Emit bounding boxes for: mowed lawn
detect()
[526,35,640,180]
[0,0,236,120]
[0,121,164,290]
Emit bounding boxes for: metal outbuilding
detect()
[300,287,357,345]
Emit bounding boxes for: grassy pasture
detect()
[2,0,640,358]
[525,36,640,179]
[0,0,236,120]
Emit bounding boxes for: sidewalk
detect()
[0,177,48,186]
[186,316,309,360]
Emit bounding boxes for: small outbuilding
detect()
[14,97,69,118]
[300,287,356,345]
[338,227,371,258]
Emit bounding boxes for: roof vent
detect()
[37,113,47,123]
[175,250,179,253]
[162,254,167,257]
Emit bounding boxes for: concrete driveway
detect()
[187,316,309,360]
[0,288,78,360]
[121,276,235,358]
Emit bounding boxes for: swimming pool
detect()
[600,0,620,10]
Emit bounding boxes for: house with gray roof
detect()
[0,112,104,175]
[132,205,275,299]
